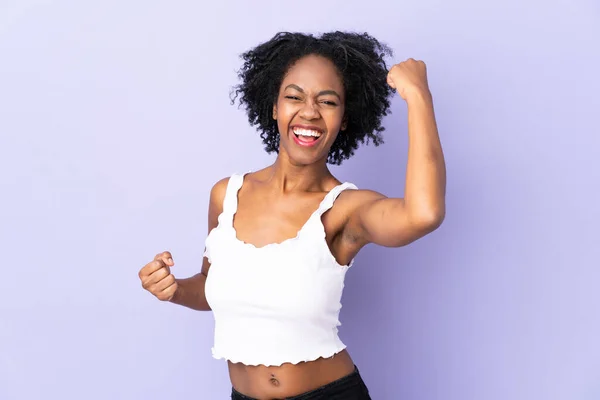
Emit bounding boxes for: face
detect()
[273,54,346,166]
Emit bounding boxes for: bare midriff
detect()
[228,349,355,399]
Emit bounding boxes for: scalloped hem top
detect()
[203,172,358,367]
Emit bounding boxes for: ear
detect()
[341,115,348,131]
[272,104,277,120]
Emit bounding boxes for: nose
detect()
[299,100,320,120]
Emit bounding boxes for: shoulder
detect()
[208,176,231,215]
[210,176,230,200]
[325,186,387,248]
[327,186,387,227]
[337,187,387,212]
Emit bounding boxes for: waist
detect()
[211,316,346,366]
[229,349,356,399]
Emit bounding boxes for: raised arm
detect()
[346,58,446,248]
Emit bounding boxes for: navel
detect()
[269,373,280,387]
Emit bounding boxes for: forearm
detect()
[170,273,211,311]
[404,90,446,224]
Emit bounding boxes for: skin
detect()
[138,54,446,399]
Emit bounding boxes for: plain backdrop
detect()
[1,0,599,399]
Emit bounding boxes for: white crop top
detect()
[204,173,358,366]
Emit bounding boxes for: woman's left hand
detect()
[387,58,431,100]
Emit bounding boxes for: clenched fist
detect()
[139,251,178,301]
[387,58,430,101]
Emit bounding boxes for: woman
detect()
[138,31,446,399]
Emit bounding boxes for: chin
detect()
[281,144,327,166]
[288,152,321,166]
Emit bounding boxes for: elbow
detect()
[410,206,445,232]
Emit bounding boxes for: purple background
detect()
[1,1,599,399]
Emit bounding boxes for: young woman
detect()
[138,31,446,399]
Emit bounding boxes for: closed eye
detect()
[284,95,337,106]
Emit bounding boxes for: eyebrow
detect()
[284,84,341,99]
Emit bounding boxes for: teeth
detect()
[293,128,321,137]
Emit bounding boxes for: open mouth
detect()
[291,127,323,147]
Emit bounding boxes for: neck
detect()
[266,150,332,193]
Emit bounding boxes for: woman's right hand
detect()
[138,251,178,301]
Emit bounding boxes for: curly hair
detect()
[231,31,396,165]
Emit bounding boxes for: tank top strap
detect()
[314,182,358,217]
[218,173,247,226]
